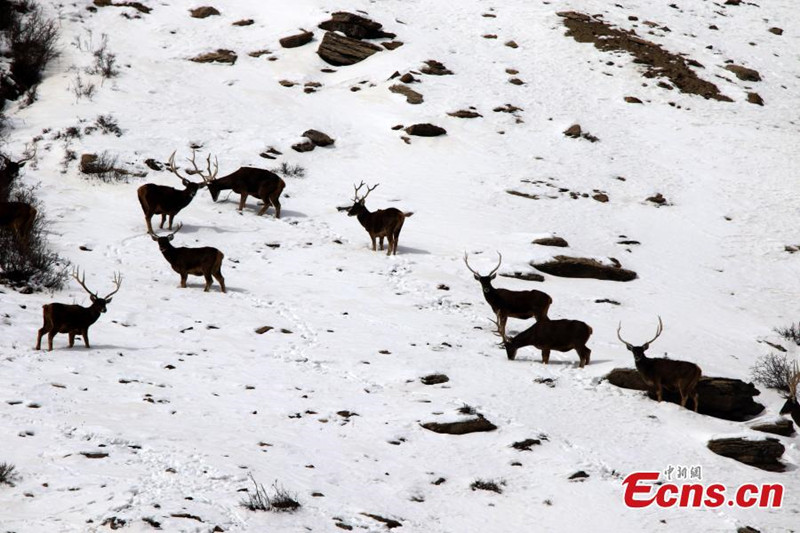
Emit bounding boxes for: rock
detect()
[255,326,274,334]
[232,19,253,26]
[725,64,761,82]
[605,368,765,421]
[564,124,582,138]
[80,154,101,173]
[190,6,219,18]
[532,256,636,282]
[646,192,668,205]
[508,78,524,85]
[624,96,643,103]
[533,236,569,247]
[751,419,794,437]
[303,129,335,147]
[498,271,545,282]
[747,92,764,106]
[190,49,237,65]
[420,60,453,76]
[93,0,150,14]
[405,124,446,137]
[317,31,382,66]
[494,104,523,113]
[382,41,404,50]
[389,84,423,104]
[144,158,162,171]
[483,34,497,39]
[318,12,395,40]
[569,471,589,481]
[398,73,417,83]
[592,192,609,203]
[280,31,313,48]
[292,140,316,153]
[421,415,497,435]
[511,438,542,450]
[707,437,785,472]
[738,528,760,533]
[360,513,402,529]
[421,374,449,385]
[505,40,519,48]
[768,27,783,36]
[448,110,482,119]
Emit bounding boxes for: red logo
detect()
[623,472,783,508]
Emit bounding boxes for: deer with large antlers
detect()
[202,158,285,218]
[464,252,552,338]
[35,269,122,351]
[492,315,592,367]
[617,317,702,411]
[340,182,412,255]
[779,361,800,426]
[150,223,226,292]
[137,150,214,234]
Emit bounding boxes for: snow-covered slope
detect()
[1,0,798,531]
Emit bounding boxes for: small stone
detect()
[505,40,519,48]
[190,6,219,18]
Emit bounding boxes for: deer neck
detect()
[356,208,374,229]
[85,300,105,323]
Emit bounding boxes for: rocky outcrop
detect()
[533,256,636,282]
[317,32,381,66]
[707,437,785,472]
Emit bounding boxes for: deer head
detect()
[617,316,663,362]
[72,267,122,312]
[490,316,517,360]
[149,222,183,249]
[345,181,379,216]
[464,252,502,294]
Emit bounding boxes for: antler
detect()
[103,271,123,300]
[489,317,508,344]
[463,252,480,276]
[352,181,379,203]
[71,267,98,298]
[617,316,663,349]
[616,322,633,349]
[463,251,502,277]
[646,316,664,346]
[167,222,183,238]
[167,150,189,181]
[167,150,218,183]
[488,252,502,277]
[19,144,37,163]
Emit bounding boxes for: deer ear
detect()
[473,274,480,281]
[18,161,26,168]
[641,343,650,351]
[90,294,97,301]
[489,273,497,280]
[168,234,174,241]
[150,234,158,241]
[106,297,113,304]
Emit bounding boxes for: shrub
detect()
[272,161,306,179]
[95,114,122,136]
[751,353,795,394]
[240,474,300,513]
[89,33,119,79]
[6,3,59,89]
[69,72,96,101]
[774,323,800,346]
[80,151,127,183]
[0,463,20,486]
[470,479,504,494]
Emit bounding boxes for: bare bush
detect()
[69,73,96,101]
[240,474,300,513]
[80,151,128,183]
[0,463,20,486]
[94,114,122,136]
[775,323,800,346]
[272,161,306,178]
[88,33,119,79]
[6,4,59,89]
[470,479,504,494]
[751,352,795,394]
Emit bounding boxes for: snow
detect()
[1,0,798,531]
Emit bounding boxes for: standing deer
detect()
[0,201,37,243]
[137,150,215,234]
[150,223,226,292]
[617,317,702,411]
[492,315,592,367]
[779,362,800,425]
[203,158,285,218]
[340,182,412,255]
[35,269,122,351]
[464,252,552,338]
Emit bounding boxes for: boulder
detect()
[605,368,765,421]
[389,84,423,104]
[302,129,335,147]
[190,6,219,18]
[420,60,453,75]
[291,140,316,153]
[532,256,636,282]
[421,415,496,435]
[420,374,449,385]
[533,236,569,247]
[725,64,761,82]
[707,437,785,472]
[190,49,237,65]
[751,419,794,437]
[317,31,381,66]
[280,31,314,48]
[318,12,395,40]
[405,123,447,137]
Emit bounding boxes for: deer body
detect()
[151,225,225,292]
[207,168,285,217]
[618,318,702,411]
[35,270,121,351]
[137,183,200,234]
[0,201,37,241]
[349,203,409,255]
[465,252,552,337]
[501,317,592,367]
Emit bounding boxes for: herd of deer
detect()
[1,151,799,422]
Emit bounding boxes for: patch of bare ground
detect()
[557,11,731,101]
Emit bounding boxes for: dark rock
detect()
[499,271,545,282]
[317,31,381,66]
[280,31,314,49]
[448,110,482,119]
[398,73,417,83]
[511,438,542,451]
[508,78,524,85]
[624,96,643,103]
[725,64,761,82]
[505,40,519,48]
[747,92,764,106]
[646,192,668,205]
[564,124,582,138]
[421,374,449,385]
[303,129,335,147]
[383,41,404,50]
[592,192,609,203]
[751,419,794,437]
[144,158,162,171]
[707,437,785,472]
[420,60,453,76]
[190,49,237,65]
[532,256,636,282]
[93,0,151,13]
[80,154,101,174]
[232,19,253,26]
[405,124,446,137]
[389,84,423,104]
[360,513,402,529]
[318,12,395,40]
[483,34,497,39]
[494,104,523,113]
[533,236,569,247]
[190,6,219,18]
[421,415,497,435]
[569,471,589,481]
[292,140,316,153]
[605,368,764,421]
[768,27,783,36]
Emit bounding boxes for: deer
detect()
[202,157,285,218]
[0,151,35,200]
[0,201,37,244]
[464,252,552,338]
[617,317,702,411]
[779,361,800,426]
[492,315,592,367]
[150,223,226,292]
[339,182,412,256]
[35,269,122,351]
[137,150,215,234]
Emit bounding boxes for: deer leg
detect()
[693,392,699,413]
[167,214,175,230]
[498,315,508,339]
[214,271,226,293]
[271,196,281,218]
[68,332,75,348]
[145,215,154,234]
[35,328,46,350]
[257,202,269,216]
[159,214,167,229]
[82,330,90,348]
[541,348,551,365]
[655,382,663,402]
[238,194,248,211]
[180,274,188,288]
[579,346,591,367]
[379,236,384,251]
[386,236,394,256]
[203,273,212,292]
[47,332,55,351]
[370,235,377,251]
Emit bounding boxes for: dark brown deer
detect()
[35,269,122,351]
[464,252,552,338]
[0,151,34,200]
[137,150,215,234]
[492,315,592,367]
[0,201,37,243]
[150,223,225,292]
[617,317,702,411]
[779,362,800,426]
[341,182,412,255]
[204,160,285,218]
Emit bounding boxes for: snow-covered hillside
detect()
[1,0,798,531]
